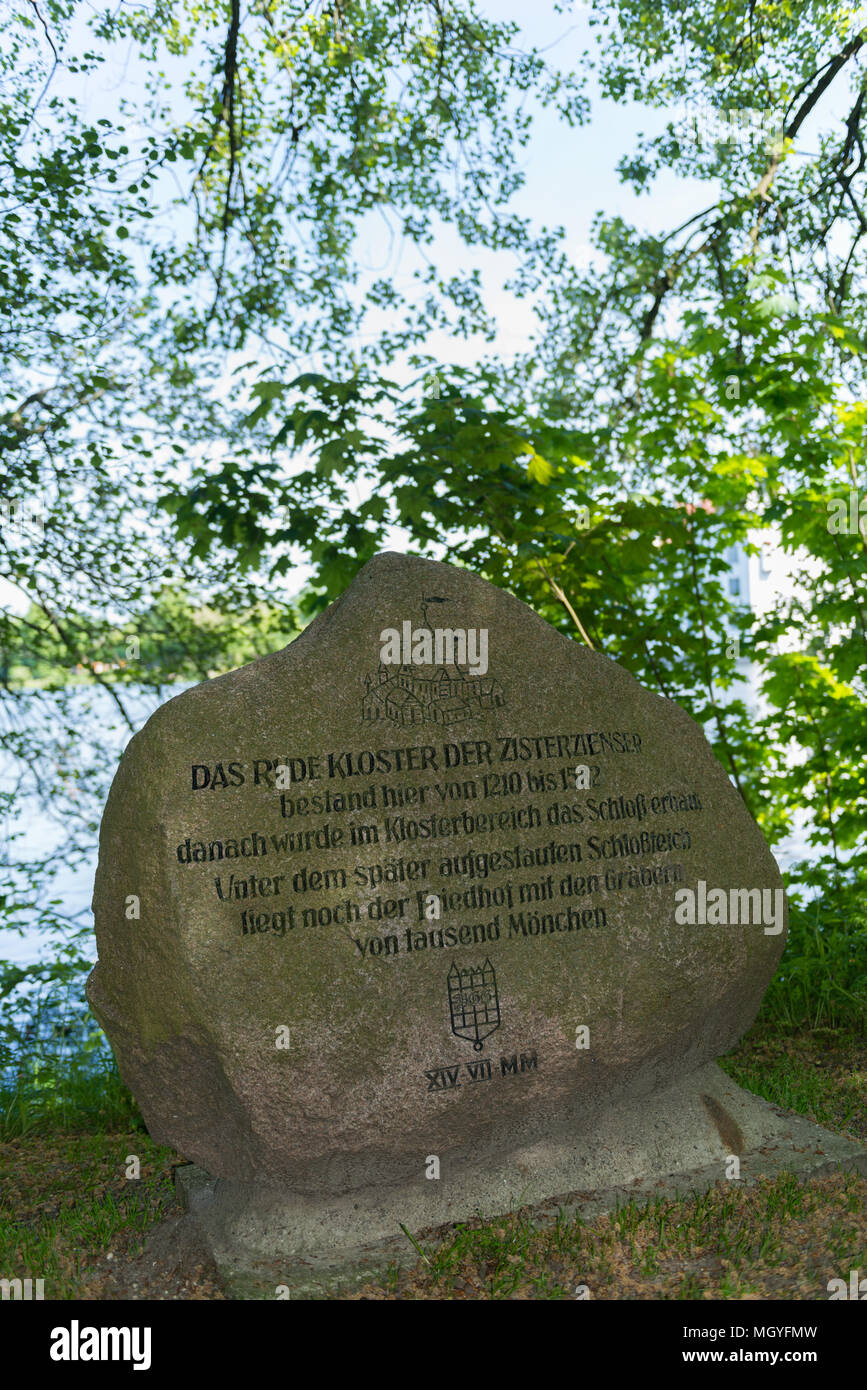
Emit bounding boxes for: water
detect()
[1,683,185,969]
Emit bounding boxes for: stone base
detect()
[171,1062,867,1299]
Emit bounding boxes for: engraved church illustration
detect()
[362,660,505,728]
[362,596,506,729]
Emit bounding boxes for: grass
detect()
[0,1130,179,1300]
[758,895,867,1031]
[350,1162,867,1301]
[0,962,142,1143]
[0,1056,142,1143]
[719,1025,866,1136]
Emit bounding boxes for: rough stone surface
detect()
[88,551,788,1194]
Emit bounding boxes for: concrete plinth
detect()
[170,1062,867,1299]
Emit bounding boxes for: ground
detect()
[2,1024,865,1300]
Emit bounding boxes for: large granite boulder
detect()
[88,552,787,1198]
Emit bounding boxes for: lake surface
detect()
[1,683,187,969]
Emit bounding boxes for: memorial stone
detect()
[87,552,866,1294]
